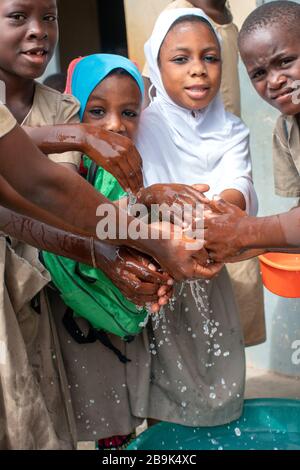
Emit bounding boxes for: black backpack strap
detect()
[93,330,131,364]
[63,308,98,344]
[62,308,131,363]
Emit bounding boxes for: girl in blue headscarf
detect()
[42,54,147,448]
[70,53,144,199]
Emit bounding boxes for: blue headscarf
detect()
[70,54,144,120]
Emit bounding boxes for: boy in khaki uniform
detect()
[273,115,300,199]
[238,1,300,207]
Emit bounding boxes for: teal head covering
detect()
[70,54,144,120]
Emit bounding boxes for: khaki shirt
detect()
[23,82,81,168]
[143,0,241,117]
[0,104,17,138]
[273,114,300,198]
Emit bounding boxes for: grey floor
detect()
[245,365,300,400]
[77,365,300,449]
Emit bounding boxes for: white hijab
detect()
[137,8,258,215]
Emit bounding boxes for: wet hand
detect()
[148,221,223,281]
[204,197,247,261]
[136,183,210,228]
[84,125,143,193]
[104,246,174,307]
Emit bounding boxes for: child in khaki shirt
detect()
[273,115,300,199]
[238,1,300,203]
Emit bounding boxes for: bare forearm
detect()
[0,205,119,268]
[0,124,127,239]
[23,124,86,154]
[235,212,300,250]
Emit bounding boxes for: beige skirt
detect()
[125,268,246,427]
[49,290,143,441]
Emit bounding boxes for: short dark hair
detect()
[239,1,300,47]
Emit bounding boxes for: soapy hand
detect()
[204,197,247,261]
[84,125,143,193]
[98,245,174,310]
[136,183,210,228]
[148,221,223,281]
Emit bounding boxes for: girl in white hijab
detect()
[125,8,256,427]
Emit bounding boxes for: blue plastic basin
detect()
[127,399,300,450]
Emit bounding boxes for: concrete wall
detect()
[229,0,256,28]
[124,0,169,67]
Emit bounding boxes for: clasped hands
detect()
[110,184,232,313]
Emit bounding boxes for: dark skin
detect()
[0,114,223,282]
[25,123,143,193]
[0,0,162,308]
[204,198,300,260]
[143,0,232,106]
[239,26,300,118]
[0,205,172,304]
[67,72,172,310]
[136,183,210,229]
[204,24,300,261]
[0,0,59,122]
[0,174,172,306]
[0,0,222,286]
[78,73,218,304]
[187,1,232,25]
[86,75,212,234]
[0,0,142,192]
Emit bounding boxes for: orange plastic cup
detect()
[259,253,300,298]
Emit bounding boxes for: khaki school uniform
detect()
[0,91,80,449]
[22,82,81,167]
[273,114,300,198]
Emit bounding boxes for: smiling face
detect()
[0,0,58,81]
[240,26,300,116]
[158,20,221,111]
[82,72,142,140]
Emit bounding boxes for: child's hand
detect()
[136,183,210,227]
[100,245,174,307]
[84,125,143,193]
[147,221,223,281]
[204,197,248,261]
